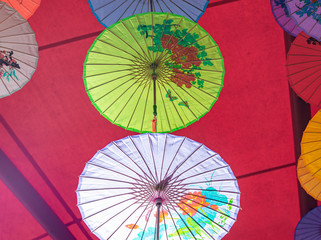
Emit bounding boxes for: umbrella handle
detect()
[155,198,162,240]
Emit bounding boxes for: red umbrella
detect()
[1,0,41,19]
[287,32,321,108]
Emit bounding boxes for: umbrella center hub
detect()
[151,62,158,80]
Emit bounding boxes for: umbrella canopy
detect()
[285,0,321,41]
[295,206,321,240]
[297,156,321,201]
[287,32,321,107]
[0,2,38,98]
[84,12,224,133]
[270,0,301,36]
[77,133,240,240]
[1,0,41,20]
[301,110,321,182]
[88,0,210,27]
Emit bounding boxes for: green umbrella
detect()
[84,12,224,133]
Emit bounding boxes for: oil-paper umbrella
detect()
[84,12,224,133]
[77,133,240,240]
[295,206,321,240]
[271,0,301,36]
[285,0,321,41]
[1,0,41,19]
[0,2,38,98]
[297,156,321,201]
[301,110,321,181]
[88,0,210,27]
[287,32,321,107]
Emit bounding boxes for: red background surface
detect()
[0,0,304,239]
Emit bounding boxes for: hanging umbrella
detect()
[1,0,41,20]
[88,0,210,28]
[76,133,240,240]
[295,206,321,240]
[287,32,321,107]
[83,12,224,133]
[285,0,321,41]
[297,156,321,201]
[270,0,301,36]
[0,2,38,98]
[301,110,321,181]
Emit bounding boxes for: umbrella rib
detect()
[160,134,168,180]
[98,150,155,185]
[166,200,198,240]
[0,44,38,58]
[170,154,218,182]
[0,32,35,40]
[91,74,138,104]
[78,175,146,187]
[0,20,29,35]
[96,38,146,63]
[108,198,152,240]
[170,187,241,196]
[110,142,157,184]
[139,204,156,240]
[289,3,319,30]
[92,196,147,234]
[117,0,137,22]
[290,42,321,54]
[125,201,154,240]
[179,195,237,221]
[171,191,240,208]
[163,81,200,120]
[160,0,175,15]
[139,77,152,132]
[174,165,230,183]
[154,12,169,61]
[128,136,158,183]
[125,73,150,130]
[151,12,155,62]
[290,67,321,87]
[158,80,187,129]
[147,133,159,181]
[85,72,134,91]
[119,19,152,63]
[161,206,169,240]
[135,14,153,61]
[168,0,195,21]
[181,0,204,11]
[99,1,128,22]
[168,143,204,178]
[180,179,238,186]
[162,205,183,240]
[163,137,187,179]
[100,77,143,114]
[156,16,185,60]
[304,74,321,102]
[1,52,37,71]
[287,59,321,67]
[92,0,117,12]
[0,10,16,28]
[155,0,164,12]
[0,76,11,94]
[88,51,137,63]
[77,192,136,206]
[170,199,217,239]
[288,62,321,77]
[174,198,228,234]
[112,81,146,124]
[83,196,140,221]
[130,0,142,17]
[169,74,219,99]
[0,41,37,46]
[156,80,172,132]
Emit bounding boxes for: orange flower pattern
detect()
[126,224,139,229]
[178,191,210,216]
[154,209,168,223]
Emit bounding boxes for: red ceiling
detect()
[0,0,303,239]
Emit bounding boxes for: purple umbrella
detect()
[295,206,321,240]
[271,0,301,36]
[285,0,321,41]
[88,0,210,28]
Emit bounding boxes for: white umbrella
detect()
[0,2,38,98]
[77,133,240,240]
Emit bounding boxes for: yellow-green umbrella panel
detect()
[84,12,224,133]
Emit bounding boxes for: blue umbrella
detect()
[88,0,210,27]
[295,206,321,240]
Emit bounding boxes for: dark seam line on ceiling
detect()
[38,30,103,51]
[208,0,240,8]
[284,31,318,218]
[0,148,76,240]
[0,114,93,240]
[237,162,296,179]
